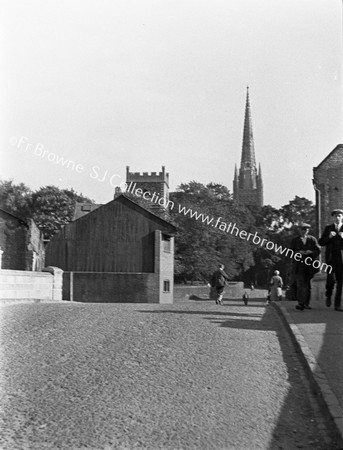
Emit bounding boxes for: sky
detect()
[1,0,342,208]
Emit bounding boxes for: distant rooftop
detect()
[72,202,102,221]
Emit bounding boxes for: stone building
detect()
[311,144,343,303]
[126,165,170,214]
[45,194,176,303]
[0,208,45,271]
[233,87,263,208]
[313,144,343,236]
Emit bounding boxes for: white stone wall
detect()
[0,267,63,302]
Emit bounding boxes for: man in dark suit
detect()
[210,263,230,305]
[290,223,321,311]
[318,209,343,312]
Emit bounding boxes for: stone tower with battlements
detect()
[125,166,170,214]
[233,87,263,208]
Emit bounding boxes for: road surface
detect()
[0,299,340,449]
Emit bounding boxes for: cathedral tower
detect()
[233,87,263,208]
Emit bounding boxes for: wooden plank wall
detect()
[46,197,174,273]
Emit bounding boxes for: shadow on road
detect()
[139,299,342,449]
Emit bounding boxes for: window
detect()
[163,280,170,292]
[162,234,171,252]
[81,204,92,211]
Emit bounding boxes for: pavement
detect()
[272,295,343,445]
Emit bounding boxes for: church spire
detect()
[233,87,263,208]
[240,86,256,169]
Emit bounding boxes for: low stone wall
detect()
[174,282,245,302]
[63,272,163,303]
[0,267,63,303]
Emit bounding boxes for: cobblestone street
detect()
[0,300,340,449]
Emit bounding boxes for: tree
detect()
[30,186,93,239]
[254,204,283,231]
[0,179,32,218]
[0,180,94,239]
[247,196,316,287]
[280,196,315,229]
[169,182,256,283]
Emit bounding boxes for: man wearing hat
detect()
[290,223,321,311]
[210,263,230,305]
[318,209,343,311]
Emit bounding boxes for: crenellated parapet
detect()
[126,166,169,186]
[126,166,170,213]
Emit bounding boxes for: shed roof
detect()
[72,194,177,233]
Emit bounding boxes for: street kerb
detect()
[272,302,343,447]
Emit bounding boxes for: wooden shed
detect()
[45,195,176,303]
